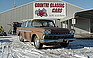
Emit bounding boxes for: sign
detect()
[33,2,66,19]
[72,19,76,24]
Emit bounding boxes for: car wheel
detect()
[34,36,43,49]
[19,34,24,42]
[60,42,69,48]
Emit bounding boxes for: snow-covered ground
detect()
[0,35,93,58]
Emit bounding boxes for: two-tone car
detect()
[17,19,75,49]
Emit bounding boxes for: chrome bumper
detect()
[40,38,75,43]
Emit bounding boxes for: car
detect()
[17,19,75,49]
[0,26,7,36]
[37,10,47,17]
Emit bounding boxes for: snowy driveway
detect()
[0,35,93,58]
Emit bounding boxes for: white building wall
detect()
[67,3,84,18]
[28,3,33,19]
[0,3,33,33]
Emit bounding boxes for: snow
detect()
[0,35,93,58]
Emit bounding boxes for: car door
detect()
[25,20,32,41]
[20,21,28,40]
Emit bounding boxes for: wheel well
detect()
[18,33,20,36]
[31,34,36,42]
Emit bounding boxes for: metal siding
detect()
[0,14,1,25]
[9,11,12,22]
[22,6,26,19]
[4,12,10,33]
[28,3,33,19]
[19,7,23,20]
[12,9,15,22]
[25,5,28,19]
[11,10,14,22]
[0,14,2,25]
[18,7,22,22]
[1,13,8,33]
[13,9,16,21]
[67,3,84,18]
[16,7,21,21]
[0,14,4,25]
[15,8,17,21]
[15,8,18,21]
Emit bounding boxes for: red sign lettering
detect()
[35,3,49,7]
[52,8,62,13]
[50,3,64,7]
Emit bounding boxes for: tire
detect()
[19,34,24,42]
[34,36,43,49]
[60,42,69,48]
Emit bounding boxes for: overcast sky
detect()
[0,0,93,12]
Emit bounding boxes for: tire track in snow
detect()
[0,38,14,58]
[10,37,46,58]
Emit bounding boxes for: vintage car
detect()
[37,10,47,17]
[0,26,7,36]
[17,19,75,49]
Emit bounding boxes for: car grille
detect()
[51,32,69,34]
[51,31,70,34]
[44,35,74,39]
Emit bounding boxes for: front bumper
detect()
[40,34,75,43]
[40,38,75,43]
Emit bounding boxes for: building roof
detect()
[75,9,93,19]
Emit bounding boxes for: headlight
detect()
[70,29,75,34]
[44,29,51,35]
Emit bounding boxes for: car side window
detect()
[21,21,27,27]
[25,21,28,27]
[27,21,32,27]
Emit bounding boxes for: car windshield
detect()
[32,20,55,27]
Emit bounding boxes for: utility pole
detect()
[13,0,16,8]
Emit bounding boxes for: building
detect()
[0,0,84,34]
[75,9,93,34]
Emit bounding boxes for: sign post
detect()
[72,18,76,29]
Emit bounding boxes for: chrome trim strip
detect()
[19,30,42,33]
[19,30,32,32]
[40,38,75,43]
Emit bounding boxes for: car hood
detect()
[36,27,70,34]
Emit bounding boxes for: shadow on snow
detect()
[67,39,93,49]
[0,39,12,42]
[0,36,12,42]
[40,39,93,49]
[0,37,12,38]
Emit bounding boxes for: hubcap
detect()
[35,37,40,47]
[19,35,22,40]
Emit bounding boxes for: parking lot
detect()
[0,35,93,58]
